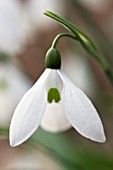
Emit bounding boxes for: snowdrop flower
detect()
[10,47,106,147]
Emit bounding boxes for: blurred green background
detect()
[0,0,113,169]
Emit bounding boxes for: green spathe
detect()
[45,48,61,69]
[48,88,61,103]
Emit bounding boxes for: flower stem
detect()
[51,33,78,48]
[44,11,113,87]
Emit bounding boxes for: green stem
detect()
[44,11,86,43]
[44,11,113,86]
[44,11,106,67]
[52,33,78,48]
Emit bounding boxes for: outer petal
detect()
[41,103,71,133]
[58,70,106,142]
[10,69,51,147]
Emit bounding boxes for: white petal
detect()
[58,70,106,143]
[46,69,63,94]
[10,69,51,147]
[41,103,71,133]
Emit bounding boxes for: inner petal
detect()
[46,69,63,103]
[41,103,71,133]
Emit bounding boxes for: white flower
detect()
[10,68,106,147]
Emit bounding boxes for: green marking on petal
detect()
[48,88,61,103]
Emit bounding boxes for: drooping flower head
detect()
[9,47,106,147]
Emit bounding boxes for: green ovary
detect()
[47,88,61,103]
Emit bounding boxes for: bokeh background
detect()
[0,0,113,169]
